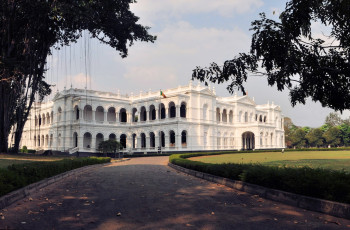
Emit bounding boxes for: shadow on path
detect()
[1,157,350,229]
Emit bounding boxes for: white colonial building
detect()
[17,82,285,154]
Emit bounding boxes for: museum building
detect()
[17,82,285,154]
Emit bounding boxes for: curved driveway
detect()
[1,156,350,230]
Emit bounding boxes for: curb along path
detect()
[168,163,350,220]
[1,156,350,230]
[0,158,130,210]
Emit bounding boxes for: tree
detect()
[338,123,350,146]
[0,0,156,153]
[323,127,341,147]
[305,128,324,147]
[283,117,297,148]
[98,140,123,157]
[290,128,306,148]
[192,0,350,111]
[325,112,343,127]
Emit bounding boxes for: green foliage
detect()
[20,146,28,153]
[192,0,350,111]
[98,140,122,155]
[323,127,342,147]
[290,128,306,148]
[305,128,324,147]
[170,153,350,203]
[0,157,110,196]
[339,124,350,146]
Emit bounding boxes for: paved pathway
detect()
[1,156,350,230]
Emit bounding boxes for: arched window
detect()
[203,104,208,120]
[259,115,263,122]
[229,110,233,123]
[41,135,44,147]
[169,130,175,147]
[84,105,92,121]
[120,134,127,148]
[132,134,136,149]
[50,134,53,147]
[149,105,156,120]
[51,111,54,123]
[96,133,104,150]
[95,106,104,122]
[244,112,248,122]
[140,106,147,121]
[57,134,61,148]
[107,107,116,122]
[238,111,242,122]
[34,136,36,147]
[57,107,62,122]
[141,133,146,148]
[169,102,176,118]
[119,108,127,123]
[260,132,263,146]
[216,108,221,122]
[39,115,42,126]
[46,112,50,124]
[159,103,166,119]
[83,132,92,148]
[42,114,45,125]
[74,106,80,120]
[222,109,227,122]
[73,132,78,148]
[159,131,165,147]
[109,133,116,141]
[181,131,187,147]
[264,116,267,123]
[150,132,155,148]
[132,108,138,122]
[35,116,38,126]
[180,102,186,118]
[255,114,258,121]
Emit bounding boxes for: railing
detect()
[68,147,79,154]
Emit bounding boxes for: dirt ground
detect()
[1,156,350,230]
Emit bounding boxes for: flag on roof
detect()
[160,90,166,98]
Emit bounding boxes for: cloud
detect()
[131,0,263,24]
[117,21,250,91]
[54,73,96,91]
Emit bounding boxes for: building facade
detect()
[17,83,285,154]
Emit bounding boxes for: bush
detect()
[20,146,28,153]
[0,157,110,197]
[170,153,350,204]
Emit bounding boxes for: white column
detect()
[176,105,180,118]
[103,111,107,123]
[92,110,96,122]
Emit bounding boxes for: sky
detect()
[45,0,349,128]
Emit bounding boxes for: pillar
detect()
[176,134,180,149]
[103,111,107,123]
[176,105,180,118]
[92,110,95,122]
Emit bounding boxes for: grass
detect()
[190,151,350,172]
[0,154,72,169]
[170,152,350,203]
[0,157,111,197]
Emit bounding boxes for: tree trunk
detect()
[0,82,12,153]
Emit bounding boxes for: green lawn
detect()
[0,154,70,169]
[190,151,350,172]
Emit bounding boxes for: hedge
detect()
[169,153,350,204]
[0,157,110,197]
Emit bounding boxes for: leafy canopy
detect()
[192,0,350,111]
